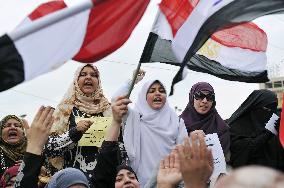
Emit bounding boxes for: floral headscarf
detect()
[51,64,111,134]
[0,115,27,162]
[0,165,19,188]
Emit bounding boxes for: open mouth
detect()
[153,97,162,103]
[8,131,18,139]
[84,81,93,87]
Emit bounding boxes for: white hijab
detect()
[123,79,184,186]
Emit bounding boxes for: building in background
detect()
[259,76,284,109]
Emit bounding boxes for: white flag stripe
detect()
[14,8,90,80]
[152,6,266,73]
[65,0,81,7]
[9,0,93,41]
[197,38,267,72]
[152,11,173,41]
[172,0,235,62]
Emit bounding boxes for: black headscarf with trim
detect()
[116,164,138,180]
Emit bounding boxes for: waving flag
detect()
[140,0,284,94]
[0,0,150,91]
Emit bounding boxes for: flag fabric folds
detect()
[0,0,150,91]
[140,0,284,94]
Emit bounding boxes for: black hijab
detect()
[116,164,138,180]
[228,89,284,171]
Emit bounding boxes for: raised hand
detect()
[76,120,93,133]
[26,106,55,155]
[111,95,131,124]
[133,69,146,84]
[105,95,131,141]
[157,147,182,188]
[177,132,213,188]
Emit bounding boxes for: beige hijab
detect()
[51,64,111,134]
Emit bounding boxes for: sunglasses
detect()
[194,91,215,102]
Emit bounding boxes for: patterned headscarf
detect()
[0,165,19,188]
[51,64,111,134]
[0,115,27,162]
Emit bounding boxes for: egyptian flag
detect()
[0,0,150,92]
[140,0,284,95]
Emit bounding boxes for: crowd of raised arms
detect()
[1,64,284,188]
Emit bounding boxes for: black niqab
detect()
[228,90,284,171]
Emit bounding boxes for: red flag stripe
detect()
[211,22,267,52]
[159,0,266,52]
[26,0,150,63]
[29,1,67,20]
[159,0,199,37]
[73,0,150,62]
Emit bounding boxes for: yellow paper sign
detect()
[75,117,112,147]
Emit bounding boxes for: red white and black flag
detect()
[140,0,284,95]
[0,0,150,91]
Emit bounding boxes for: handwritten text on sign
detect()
[75,117,112,147]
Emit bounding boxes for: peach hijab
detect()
[51,64,111,134]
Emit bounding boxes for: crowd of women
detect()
[1,64,284,188]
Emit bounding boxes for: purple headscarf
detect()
[180,82,230,154]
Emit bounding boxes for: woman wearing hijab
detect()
[0,115,26,179]
[180,82,230,156]
[14,100,138,188]
[46,168,89,188]
[14,106,90,188]
[44,64,111,180]
[227,89,284,171]
[112,76,188,187]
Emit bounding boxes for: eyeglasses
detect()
[194,92,215,102]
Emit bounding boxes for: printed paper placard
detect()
[75,117,112,147]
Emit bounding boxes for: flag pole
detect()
[126,61,142,98]
[8,0,93,41]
